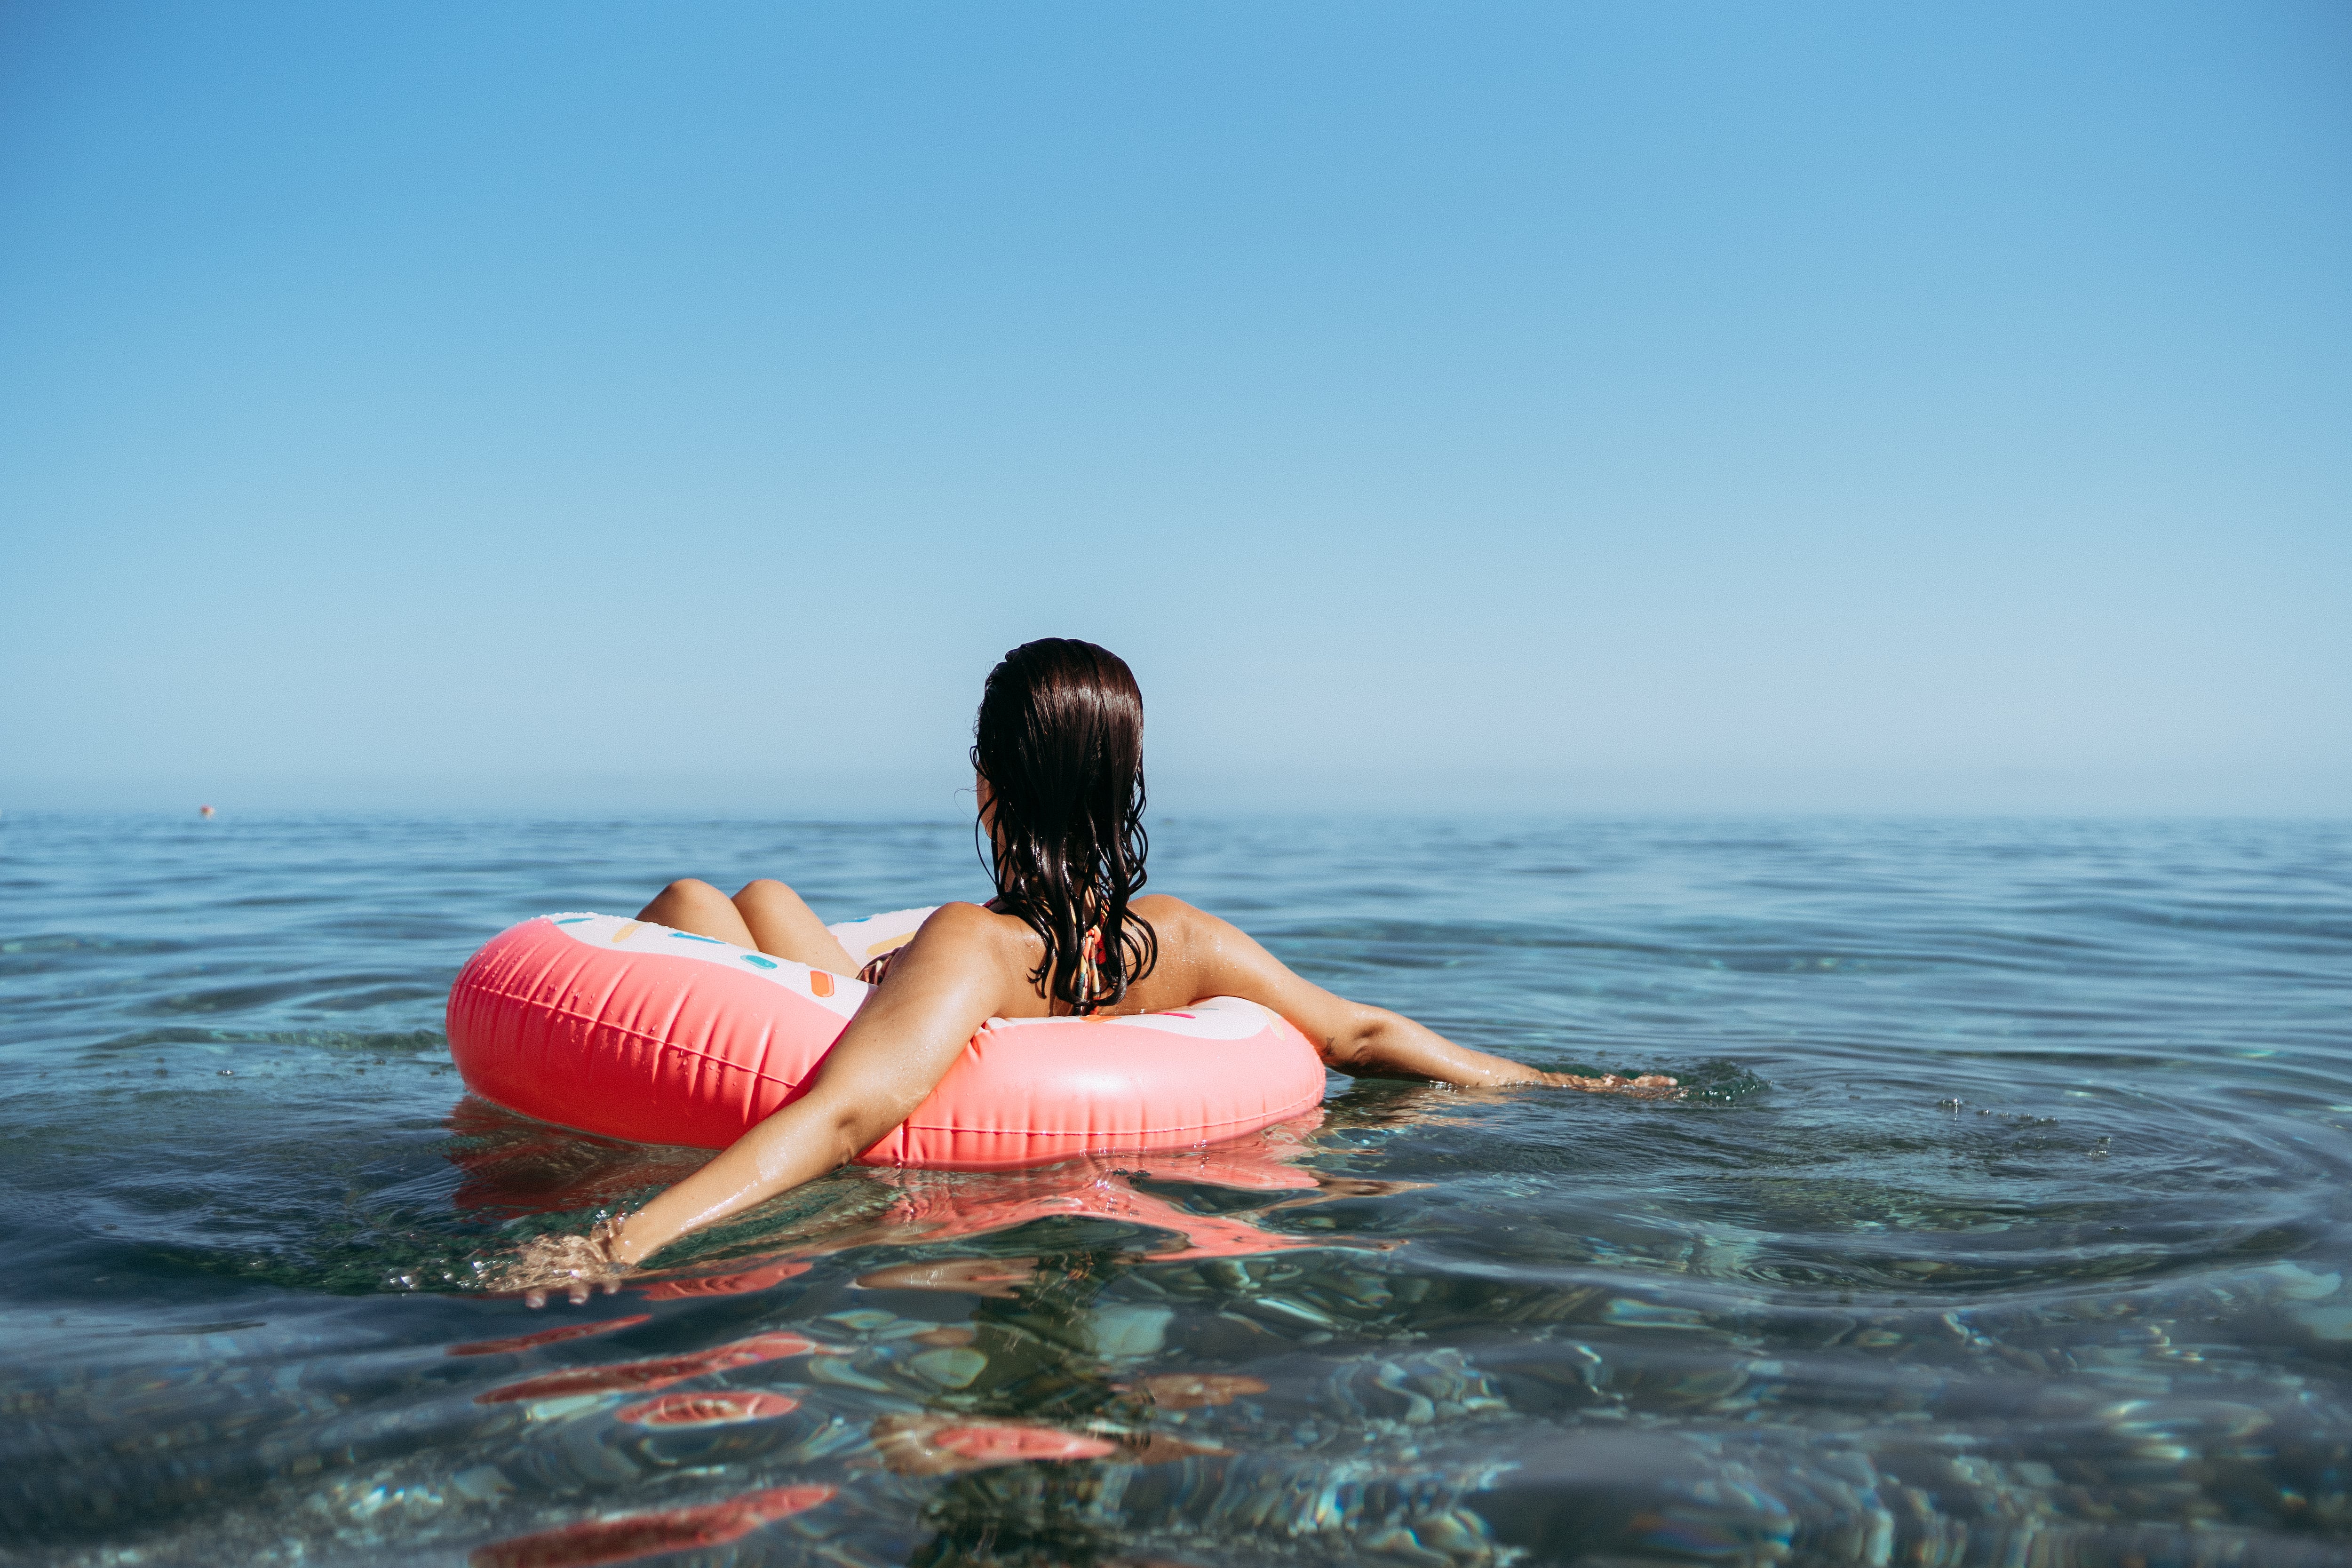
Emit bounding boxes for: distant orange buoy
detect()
[198,805,215,818]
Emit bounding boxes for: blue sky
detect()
[3,2,2345,815]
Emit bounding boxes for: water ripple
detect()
[0,812,2347,1564]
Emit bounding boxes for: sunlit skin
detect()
[509,777,1675,1304]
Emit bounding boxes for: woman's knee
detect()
[734,877,804,906]
[638,877,732,924]
[646,877,734,916]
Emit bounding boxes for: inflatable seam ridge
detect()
[541,941,613,1092]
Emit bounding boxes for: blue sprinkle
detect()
[740,954,778,970]
[554,917,591,925]
[667,932,725,944]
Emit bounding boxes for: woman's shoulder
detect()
[1129,893,1202,931]
[904,902,1051,984]
[1129,895,1228,966]
[920,899,1194,940]
[920,899,1023,936]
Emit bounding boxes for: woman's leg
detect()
[636,879,758,947]
[731,879,860,975]
[634,877,860,974]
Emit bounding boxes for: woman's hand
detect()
[484,1225,630,1307]
[1539,1071,1680,1098]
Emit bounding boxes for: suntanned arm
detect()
[1151,898,1677,1093]
[511,903,1023,1303]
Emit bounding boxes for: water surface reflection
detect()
[2,813,2348,1564]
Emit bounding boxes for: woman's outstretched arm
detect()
[505,902,1019,1305]
[1152,898,1677,1095]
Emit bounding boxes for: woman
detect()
[508,639,1672,1304]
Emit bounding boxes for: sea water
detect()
[3,812,2349,1567]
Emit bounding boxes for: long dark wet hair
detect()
[971,639,1157,1014]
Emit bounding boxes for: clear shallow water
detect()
[4,812,2351,1568]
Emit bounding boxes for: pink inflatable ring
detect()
[445,909,1330,1169]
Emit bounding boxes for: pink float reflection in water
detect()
[613,1390,800,1427]
[870,1413,1226,1474]
[452,1108,1396,1312]
[468,1483,834,1568]
[837,1112,1345,1262]
[633,1258,811,1300]
[596,1113,1355,1304]
[634,1149,1328,1304]
[870,1413,1119,1474]
[476,1332,825,1404]
[448,1315,652,1357]
[857,1168,1314,1259]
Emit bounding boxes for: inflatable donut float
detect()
[445,907,1330,1169]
